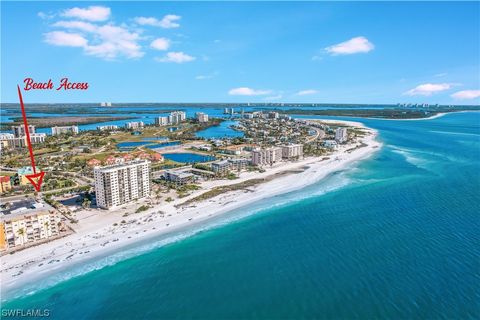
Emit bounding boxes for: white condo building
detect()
[94,160,151,209]
[30,133,47,144]
[6,125,44,150]
[155,116,169,126]
[335,128,348,143]
[251,147,283,166]
[12,125,35,137]
[125,122,144,129]
[280,144,303,159]
[97,125,119,131]
[168,111,186,125]
[51,126,79,136]
[195,112,209,123]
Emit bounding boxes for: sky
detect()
[1,1,479,104]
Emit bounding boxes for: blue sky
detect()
[1,1,479,104]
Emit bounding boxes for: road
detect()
[306,126,325,143]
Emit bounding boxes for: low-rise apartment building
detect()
[211,160,231,174]
[163,170,195,185]
[0,202,61,251]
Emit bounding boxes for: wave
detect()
[390,146,430,169]
[4,166,364,302]
[390,144,470,167]
[430,130,480,137]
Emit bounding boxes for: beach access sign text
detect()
[23,77,89,91]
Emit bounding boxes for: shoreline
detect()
[0,120,382,302]
[366,110,480,121]
[369,112,447,121]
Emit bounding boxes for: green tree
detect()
[17,228,26,245]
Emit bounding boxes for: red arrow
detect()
[17,85,45,192]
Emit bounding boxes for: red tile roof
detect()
[0,176,10,183]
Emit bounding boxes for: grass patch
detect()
[177,178,265,207]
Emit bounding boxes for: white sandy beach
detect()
[0,120,381,301]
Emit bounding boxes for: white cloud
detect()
[53,20,98,32]
[84,25,144,59]
[150,38,170,51]
[325,36,374,55]
[62,6,111,22]
[155,52,195,63]
[38,12,55,20]
[296,89,318,96]
[451,90,480,100]
[311,55,323,61]
[264,94,283,101]
[404,83,452,96]
[228,87,272,96]
[47,19,144,60]
[434,72,448,78]
[134,15,181,28]
[44,31,88,47]
[42,8,188,61]
[195,72,218,80]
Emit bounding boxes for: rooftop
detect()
[1,200,55,221]
[94,159,150,172]
[17,166,34,175]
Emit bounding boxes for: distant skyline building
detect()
[168,111,186,124]
[335,128,348,143]
[195,112,209,123]
[97,125,119,131]
[125,122,144,129]
[155,116,169,126]
[94,160,151,209]
[51,126,79,136]
[223,108,234,115]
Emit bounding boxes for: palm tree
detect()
[16,228,26,246]
[43,221,50,237]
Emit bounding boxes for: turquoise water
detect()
[2,112,479,319]
[162,152,215,163]
[196,120,244,139]
[147,141,181,150]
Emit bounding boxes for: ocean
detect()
[2,112,479,319]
